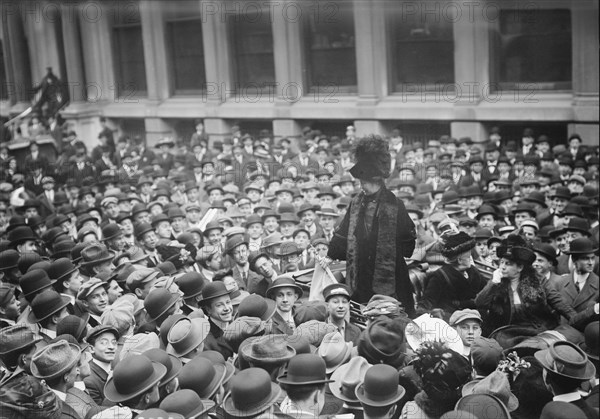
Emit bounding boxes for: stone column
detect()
[140,0,170,102]
[61,3,86,103]
[2,4,32,113]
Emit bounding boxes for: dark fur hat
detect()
[349,136,391,180]
[496,234,535,265]
[441,231,476,259]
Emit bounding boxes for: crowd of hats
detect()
[0,126,599,418]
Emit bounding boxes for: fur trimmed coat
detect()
[328,186,416,315]
[475,272,577,336]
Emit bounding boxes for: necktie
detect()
[575,281,582,293]
[287,319,296,332]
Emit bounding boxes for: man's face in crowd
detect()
[171,217,185,233]
[263,216,278,233]
[247,223,263,239]
[456,320,482,347]
[319,215,336,231]
[294,232,310,250]
[470,162,483,174]
[279,222,296,237]
[567,230,585,244]
[187,188,199,203]
[25,207,38,218]
[106,280,123,304]
[92,331,118,363]
[522,226,537,241]
[555,233,569,253]
[119,218,134,236]
[514,211,532,228]
[255,256,275,278]
[105,203,120,219]
[207,230,222,246]
[232,244,249,265]
[207,295,233,323]
[478,215,495,230]
[17,240,37,253]
[274,287,298,313]
[300,210,315,226]
[186,209,201,224]
[85,286,109,315]
[108,235,126,252]
[207,253,222,271]
[277,191,293,203]
[327,295,349,322]
[574,254,595,275]
[135,211,151,225]
[156,221,172,239]
[533,253,553,276]
[209,190,223,203]
[475,240,488,258]
[142,231,158,250]
[320,195,334,208]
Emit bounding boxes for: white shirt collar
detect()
[52,389,67,401]
[93,358,112,374]
[553,391,581,402]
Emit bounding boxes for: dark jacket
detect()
[204,318,234,361]
[475,273,577,336]
[328,186,416,316]
[83,360,109,405]
[270,310,296,335]
[418,265,487,320]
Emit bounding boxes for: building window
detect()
[0,41,8,100]
[388,3,455,91]
[303,2,357,94]
[112,5,147,98]
[493,9,572,90]
[165,1,205,94]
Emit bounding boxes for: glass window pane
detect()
[232,8,276,92]
[496,9,571,89]
[304,2,357,93]
[389,3,454,90]
[112,4,146,97]
[167,19,205,93]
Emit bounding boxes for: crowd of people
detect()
[0,120,598,419]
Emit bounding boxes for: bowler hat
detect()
[549,186,571,200]
[134,222,154,239]
[237,294,276,321]
[579,321,599,361]
[143,348,183,388]
[560,203,584,218]
[8,226,37,248]
[0,249,19,271]
[329,356,371,402]
[470,337,504,376]
[145,288,181,322]
[565,217,591,236]
[532,243,558,266]
[178,356,226,398]
[540,401,588,419]
[101,223,123,241]
[104,354,167,402]
[266,275,303,299]
[278,353,333,386]
[511,202,536,216]
[28,289,71,323]
[297,203,319,217]
[159,389,215,419]
[0,324,42,355]
[176,272,205,299]
[166,317,210,358]
[48,258,78,283]
[137,409,183,419]
[57,314,90,343]
[293,301,328,324]
[224,235,248,255]
[196,350,235,384]
[31,340,81,380]
[20,268,53,297]
[534,341,596,380]
[455,394,511,419]
[79,244,115,268]
[51,240,76,260]
[222,368,282,418]
[200,281,230,304]
[355,364,406,407]
[565,237,598,255]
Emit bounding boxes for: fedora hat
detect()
[223,368,282,418]
[579,321,599,361]
[316,206,340,217]
[535,341,596,380]
[278,353,333,386]
[144,288,181,322]
[31,339,81,380]
[318,331,353,374]
[79,244,115,268]
[178,356,226,399]
[20,268,53,298]
[329,356,371,402]
[241,334,296,366]
[166,317,211,358]
[355,364,406,407]
[266,275,303,299]
[294,320,337,347]
[261,232,283,249]
[455,394,511,419]
[104,354,167,402]
[237,294,276,321]
[461,371,519,411]
[195,350,236,384]
[0,324,42,355]
[405,314,463,354]
[200,281,230,304]
[142,348,183,388]
[28,289,71,323]
[160,389,215,419]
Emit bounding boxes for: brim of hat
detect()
[579,342,600,361]
[222,382,282,418]
[102,232,123,242]
[148,295,181,322]
[166,319,211,358]
[0,334,43,356]
[54,266,79,283]
[327,360,368,402]
[201,363,227,399]
[183,398,216,419]
[277,372,334,386]
[565,247,599,255]
[24,283,53,298]
[27,294,71,323]
[241,344,296,366]
[461,381,519,412]
[222,360,236,384]
[355,383,405,407]
[324,342,353,374]
[9,235,38,246]
[31,343,81,381]
[534,349,596,381]
[79,251,116,267]
[159,354,183,387]
[230,290,250,306]
[199,289,231,304]
[266,284,303,299]
[104,362,167,403]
